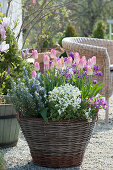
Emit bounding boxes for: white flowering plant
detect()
[9,50,108,122]
[48,84,82,121]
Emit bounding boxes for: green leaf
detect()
[40,108,48,123]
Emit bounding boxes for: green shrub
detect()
[0,27,32,94]
[58,23,77,48]
[92,20,106,39]
[65,23,77,37]
[0,152,6,170]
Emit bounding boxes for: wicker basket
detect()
[18,117,95,168]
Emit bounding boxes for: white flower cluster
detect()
[48,83,81,115]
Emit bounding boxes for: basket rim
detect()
[18,115,92,123]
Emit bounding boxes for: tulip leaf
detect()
[40,108,48,123]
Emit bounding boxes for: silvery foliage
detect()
[8,67,46,117]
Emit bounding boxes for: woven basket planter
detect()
[18,117,95,168]
[0,96,19,148]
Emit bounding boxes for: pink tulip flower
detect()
[2,17,10,28]
[88,58,93,68]
[32,70,36,78]
[66,56,72,67]
[86,65,93,75]
[43,54,50,65]
[44,63,49,71]
[74,52,80,62]
[76,60,79,68]
[32,49,38,59]
[56,59,62,69]
[81,56,86,66]
[92,56,96,66]
[32,0,36,4]
[53,57,58,66]
[50,62,54,69]
[34,62,40,71]
[0,41,9,52]
[50,49,56,58]
[61,57,64,65]
[77,59,84,70]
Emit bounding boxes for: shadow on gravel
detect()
[7,161,80,170]
[1,147,14,154]
[92,118,113,135]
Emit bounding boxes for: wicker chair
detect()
[62,37,113,123]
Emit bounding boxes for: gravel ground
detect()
[1,95,113,170]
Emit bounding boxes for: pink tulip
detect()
[66,56,72,67]
[76,60,79,68]
[50,49,56,58]
[86,65,93,75]
[32,49,38,59]
[43,54,50,65]
[32,70,36,78]
[92,56,96,66]
[74,52,80,62]
[34,62,40,71]
[44,63,49,71]
[61,57,64,65]
[56,59,62,69]
[50,62,54,69]
[32,0,36,4]
[88,58,93,68]
[77,59,84,70]
[81,56,86,66]
[53,57,58,66]
[2,17,10,28]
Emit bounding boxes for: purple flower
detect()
[69,52,74,59]
[65,73,71,79]
[0,24,6,40]
[25,48,29,57]
[21,50,25,59]
[93,65,100,71]
[2,17,10,28]
[8,66,10,73]
[72,69,76,74]
[93,72,97,76]
[97,71,102,76]
[83,65,87,71]
[0,41,9,52]
[49,60,52,64]
[72,63,76,68]
[93,80,98,84]
[64,57,67,62]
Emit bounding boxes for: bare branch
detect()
[17,0,72,41]
[6,0,13,17]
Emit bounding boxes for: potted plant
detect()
[9,51,108,168]
[0,17,20,148]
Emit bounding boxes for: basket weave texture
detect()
[18,117,95,168]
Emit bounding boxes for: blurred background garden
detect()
[1,0,113,95]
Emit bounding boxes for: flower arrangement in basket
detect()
[9,50,108,168]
